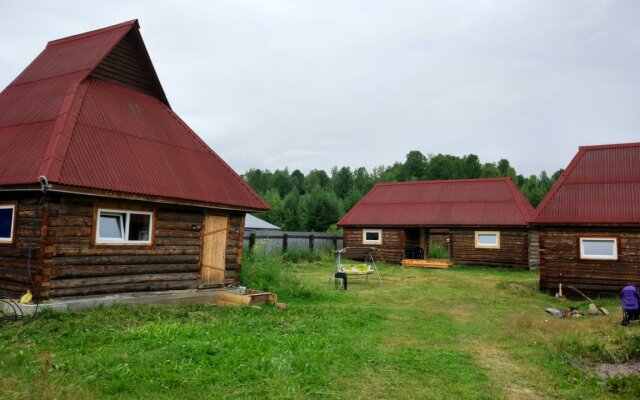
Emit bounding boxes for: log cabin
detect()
[531,142,640,295]
[337,178,534,267]
[0,20,268,300]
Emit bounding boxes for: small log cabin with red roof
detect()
[531,142,640,295]
[337,178,534,268]
[0,21,268,299]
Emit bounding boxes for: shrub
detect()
[429,244,450,259]
[241,250,312,300]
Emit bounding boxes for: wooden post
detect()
[332,235,338,250]
[283,233,288,253]
[249,232,256,251]
[309,234,315,252]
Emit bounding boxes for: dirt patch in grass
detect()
[593,359,640,378]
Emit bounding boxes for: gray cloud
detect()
[1,0,638,176]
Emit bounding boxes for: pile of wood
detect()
[216,289,287,309]
[401,259,452,269]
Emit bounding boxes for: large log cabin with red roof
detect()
[337,178,534,268]
[0,21,268,300]
[531,142,640,295]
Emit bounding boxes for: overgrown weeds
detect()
[555,330,640,364]
[241,250,314,300]
[428,244,450,259]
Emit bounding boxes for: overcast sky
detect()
[1,1,638,177]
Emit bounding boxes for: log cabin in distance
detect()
[337,178,534,268]
[0,20,268,300]
[531,142,640,295]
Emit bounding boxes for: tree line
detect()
[244,150,563,232]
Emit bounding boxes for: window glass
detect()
[96,209,153,244]
[363,229,382,244]
[477,233,498,246]
[128,213,151,241]
[99,213,124,239]
[581,238,616,259]
[365,231,380,241]
[0,206,14,240]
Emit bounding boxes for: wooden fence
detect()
[243,230,343,253]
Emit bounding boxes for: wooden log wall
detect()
[45,195,202,298]
[538,226,640,295]
[224,214,245,285]
[0,195,45,298]
[450,228,529,268]
[342,228,405,263]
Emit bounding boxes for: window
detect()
[96,209,153,244]
[0,204,16,243]
[362,229,382,245]
[579,237,617,260]
[475,231,500,249]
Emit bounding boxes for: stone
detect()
[545,307,562,318]
[588,303,599,315]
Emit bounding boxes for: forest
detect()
[243,150,563,232]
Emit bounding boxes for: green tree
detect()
[271,169,291,198]
[380,162,404,182]
[331,166,354,199]
[243,168,271,194]
[429,154,462,180]
[463,154,482,178]
[305,187,341,231]
[353,167,374,193]
[480,162,501,178]
[290,169,305,194]
[403,150,428,181]
[282,189,304,231]
[304,169,330,192]
[259,189,285,227]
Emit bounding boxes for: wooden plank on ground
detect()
[401,259,452,269]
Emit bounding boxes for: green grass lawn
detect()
[1,255,639,399]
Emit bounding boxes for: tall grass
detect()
[240,250,314,300]
[429,244,450,259]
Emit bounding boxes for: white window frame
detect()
[362,229,382,245]
[475,231,500,249]
[95,208,154,245]
[0,204,16,243]
[579,237,618,260]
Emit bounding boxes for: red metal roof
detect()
[532,142,640,224]
[338,178,533,227]
[0,20,267,211]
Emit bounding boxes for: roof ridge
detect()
[38,81,90,181]
[531,146,587,223]
[338,182,380,225]
[360,200,522,205]
[578,142,640,151]
[373,177,510,187]
[48,20,138,46]
[502,178,534,222]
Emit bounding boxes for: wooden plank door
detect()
[200,214,228,287]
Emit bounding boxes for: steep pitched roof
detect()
[0,20,268,211]
[532,142,640,224]
[338,178,533,227]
